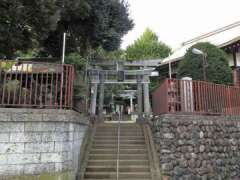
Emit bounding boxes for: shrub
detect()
[177,42,233,85]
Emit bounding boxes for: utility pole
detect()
[169,61,172,79]
[60,32,66,108]
[62,32,66,64]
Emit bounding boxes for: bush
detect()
[0,61,15,71]
[65,53,87,71]
[177,42,233,85]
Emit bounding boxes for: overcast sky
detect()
[121,0,240,50]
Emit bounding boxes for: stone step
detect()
[94,136,144,140]
[97,126,141,129]
[97,127,141,130]
[90,149,147,154]
[97,124,140,127]
[83,123,152,180]
[91,144,146,149]
[86,166,150,172]
[96,128,142,131]
[98,126,141,129]
[96,127,142,131]
[87,160,149,166]
[96,130,143,133]
[93,139,146,145]
[84,172,151,179]
[94,133,144,137]
[88,154,148,160]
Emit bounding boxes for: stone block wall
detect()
[0,108,88,179]
[152,114,240,180]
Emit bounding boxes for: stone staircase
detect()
[83,122,153,180]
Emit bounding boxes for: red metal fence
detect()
[0,60,74,109]
[152,79,240,116]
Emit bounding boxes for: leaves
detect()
[177,42,233,85]
[0,0,60,58]
[65,53,86,70]
[126,28,171,60]
[92,46,126,61]
[43,0,134,57]
[0,0,133,59]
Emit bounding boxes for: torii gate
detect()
[88,68,153,118]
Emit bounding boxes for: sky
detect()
[121,0,240,50]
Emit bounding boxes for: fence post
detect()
[0,61,2,84]
[166,79,169,113]
[227,86,232,115]
[180,77,193,113]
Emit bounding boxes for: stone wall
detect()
[0,108,89,179]
[152,114,240,180]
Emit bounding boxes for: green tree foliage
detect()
[177,42,233,85]
[92,47,126,61]
[0,0,133,58]
[43,0,133,57]
[65,53,87,71]
[14,49,41,58]
[0,0,60,58]
[126,28,171,60]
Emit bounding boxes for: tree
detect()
[177,42,233,85]
[125,28,171,91]
[0,0,133,59]
[91,47,126,61]
[65,53,87,71]
[43,0,134,57]
[0,0,60,59]
[126,28,171,60]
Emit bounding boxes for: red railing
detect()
[0,60,74,109]
[152,78,240,116]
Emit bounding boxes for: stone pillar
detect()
[233,49,238,86]
[130,96,134,113]
[137,75,143,117]
[98,73,105,116]
[233,68,238,86]
[143,75,151,115]
[90,83,98,115]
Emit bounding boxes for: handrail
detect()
[116,112,121,180]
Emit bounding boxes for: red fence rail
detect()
[0,60,74,109]
[152,78,240,116]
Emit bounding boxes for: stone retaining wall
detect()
[0,108,89,179]
[152,114,240,180]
